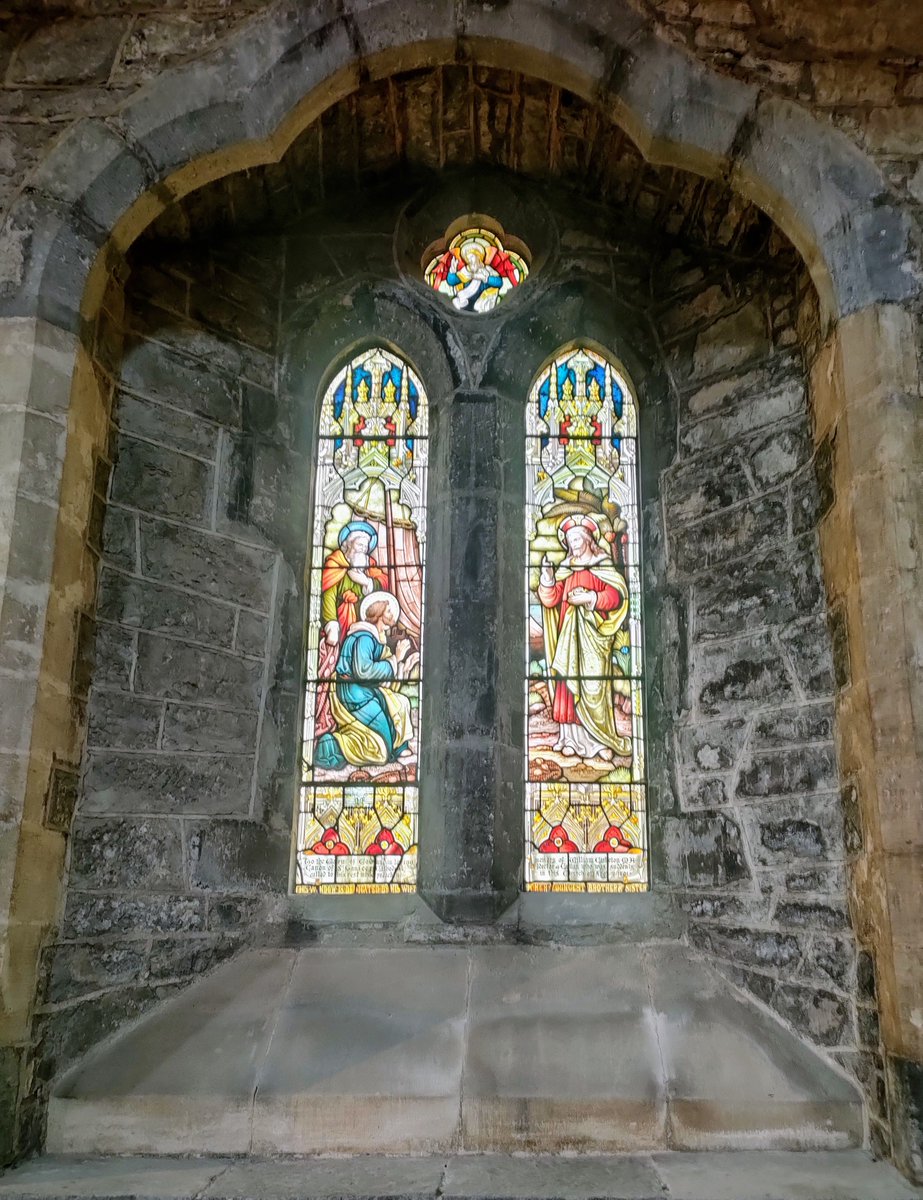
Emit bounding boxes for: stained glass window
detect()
[525,347,648,893]
[295,347,427,894]
[425,226,528,313]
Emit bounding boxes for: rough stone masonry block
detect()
[741,794,845,867]
[10,17,128,85]
[82,752,254,816]
[134,634,264,707]
[69,817,184,890]
[63,893,205,939]
[671,494,788,576]
[86,690,162,751]
[138,518,277,611]
[693,546,825,640]
[683,811,750,886]
[187,819,289,892]
[97,570,238,650]
[679,378,805,456]
[691,923,802,971]
[110,435,212,525]
[692,300,771,378]
[736,744,839,799]
[120,339,241,427]
[696,631,798,717]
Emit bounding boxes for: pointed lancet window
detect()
[525,346,648,892]
[295,347,428,894]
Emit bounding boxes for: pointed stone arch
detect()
[0,0,919,1173]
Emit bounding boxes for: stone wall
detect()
[649,258,888,1149]
[0,0,919,1179]
[21,161,878,1146]
[31,237,297,1086]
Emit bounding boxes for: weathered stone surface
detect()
[736,745,838,798]
[752,703,835,747]
[663,457,752,525]
[683,812,750,886]
[98,570,237,649]
[82,752,254,816]
[86,690,162,751]
[679,380,805,456]
[697,633,797,716]
[771,983,851,1047]
[691,924,802,970]
[743,795,844,866]
[138,519,277,611]
[134,635,264,707]
[160,704,259,754]
[91,624,135,690]
[187,819,289,892]
[147,935,239,982]
[693,548,824,639]
[671,495,788,574]
[775,900,850,932]
[691,301,771,377]
[678,718,747,772]
[120,339,241,427]
[69,817,184,890]
[779,614,836,698]
[63,894,205,939]
[10,18,127,85]
[115,392,220,460]
[47,942,148,1004]
[110,435,212,525]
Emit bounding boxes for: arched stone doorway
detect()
[0,1,919,1178]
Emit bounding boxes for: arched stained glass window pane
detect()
[525,346,648,893]
[295,347,427,895]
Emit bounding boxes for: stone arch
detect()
[1,0,920,1173]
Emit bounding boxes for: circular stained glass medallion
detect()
[425,226,529,314]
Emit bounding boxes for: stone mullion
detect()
[419,389,515,921]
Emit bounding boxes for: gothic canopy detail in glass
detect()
[525,346,648,893]
[425,225,528,313]
[295,347,427,895]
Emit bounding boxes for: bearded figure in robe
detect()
[315,592,414,772]
[315,521,388,737]
[538,514,632,760]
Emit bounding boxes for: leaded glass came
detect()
[525,347,648,892]
[295,347,427,894]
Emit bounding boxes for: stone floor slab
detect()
[1,1153,920,1200]
[203,1156,447,1199]
[441,1153,663,1199]
[652,1149,921,1199]
[0,1155,230,1199]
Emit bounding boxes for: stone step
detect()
[1,1152,920,1200]
[47,944,863,1157]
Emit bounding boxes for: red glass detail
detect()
[594,824,633,853]
[312,828,350,855]
[366,829,404,856]
[538,825,579,853]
